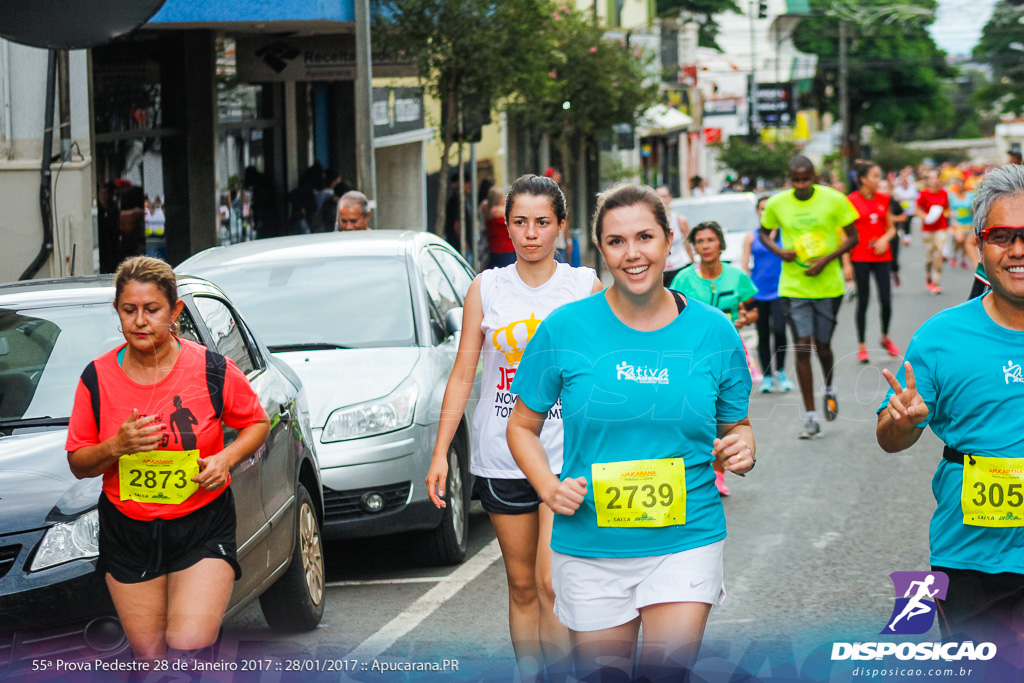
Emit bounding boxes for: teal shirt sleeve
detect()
[738,271,758,301]
[510,319,562,414]
[715,324,753,423]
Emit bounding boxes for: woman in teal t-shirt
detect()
[507,185,755,682]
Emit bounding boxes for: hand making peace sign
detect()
[881,361,930,426]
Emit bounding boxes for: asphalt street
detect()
[219,240,978,681]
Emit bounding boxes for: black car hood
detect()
[0,429,102,532]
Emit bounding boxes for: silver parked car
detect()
[178,231,478,565]
[670,192,761,267]
[0,275,324,676]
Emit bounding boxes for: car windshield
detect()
[673,199,758,233]
[189,257,416,348]
[0,304,123,421]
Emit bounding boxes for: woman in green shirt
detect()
[670,221,758,496]
[670,221,759,326]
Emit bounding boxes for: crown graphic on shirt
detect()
[492,314,542,365]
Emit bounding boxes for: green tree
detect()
[372,0,551,235]
[712,137,799,185]
[791,0,953,155]
[657,0,741,49]
[506,5,659,231]
[973,0,1024,116]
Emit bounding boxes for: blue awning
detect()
[150,0,354,24]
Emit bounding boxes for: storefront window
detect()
[216,37,278,244]
[93,37,171,270]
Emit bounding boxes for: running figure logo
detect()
[881,571,949,635]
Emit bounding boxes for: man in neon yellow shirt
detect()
[759,156,860,439]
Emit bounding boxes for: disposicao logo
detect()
[831,570,997,663]
[882,571,948,635]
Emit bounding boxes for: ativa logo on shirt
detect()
[1003,360,1024,384]
[616,362,669,385]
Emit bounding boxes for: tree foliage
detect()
[973,0,1024,116]
[712,137,799,185]
[504,4,659,229]
[371,0,551,234]
[791,0,953,149]
[656,0,741,49]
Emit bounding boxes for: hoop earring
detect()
[117,325,123,333]
[170,320,179,334]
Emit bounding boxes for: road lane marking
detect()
[326,577,445,587]
[346,538,503,659]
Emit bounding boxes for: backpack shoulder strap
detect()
[205,348,228,419]
[80,361,101,433]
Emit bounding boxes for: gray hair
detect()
[973,165,1024,235]
[338,191,370,215]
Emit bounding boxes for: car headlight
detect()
[30,509,100,571]
[321,378,418,443]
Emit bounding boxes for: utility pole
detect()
[354,0,378,227]
[838,19,849,179]
[748,0,759,142]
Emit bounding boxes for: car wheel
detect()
[258,483,325,632]
[414,440,469,566]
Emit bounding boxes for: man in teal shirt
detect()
[877,163,1024,646]
[760,156,859,439]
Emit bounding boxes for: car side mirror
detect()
[445,308,463,337]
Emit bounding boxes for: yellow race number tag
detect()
[118,450,200,505]
[794,231,828,265]
[592,458,686,528]
[961,455,1024,527]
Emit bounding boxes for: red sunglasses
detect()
[978,226,1024,247]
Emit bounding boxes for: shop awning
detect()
[636,105,694,138]
[150,0,354,24]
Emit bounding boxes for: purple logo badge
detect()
[881,571,949,635]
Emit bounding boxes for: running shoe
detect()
[775,371,793,392]
[759,375,776,394]
[715,470,730,496]
[902,235,912,246]
[926,282,942,295]
[798,417,821,439]
[950,258,959,269]
[857,348,870,364]
[824,389,839,421]
[961,260,970,270]
[881,337,901,357]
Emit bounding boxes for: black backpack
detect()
[79,348,227,432]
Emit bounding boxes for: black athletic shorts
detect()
[97,487,242,584]
[932,565,1024,643]
[473,476,541,515]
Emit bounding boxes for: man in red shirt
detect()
[915,170,951,294]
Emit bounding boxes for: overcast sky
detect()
[929,0,998,56]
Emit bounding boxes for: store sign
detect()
[704,127,723,143]
[373,87,425,138]
[236,36,415,82]
[756,82,797,125]
[703,98,741,117]
[660,88,690,115]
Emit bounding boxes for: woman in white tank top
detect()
[427,175,600,680]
